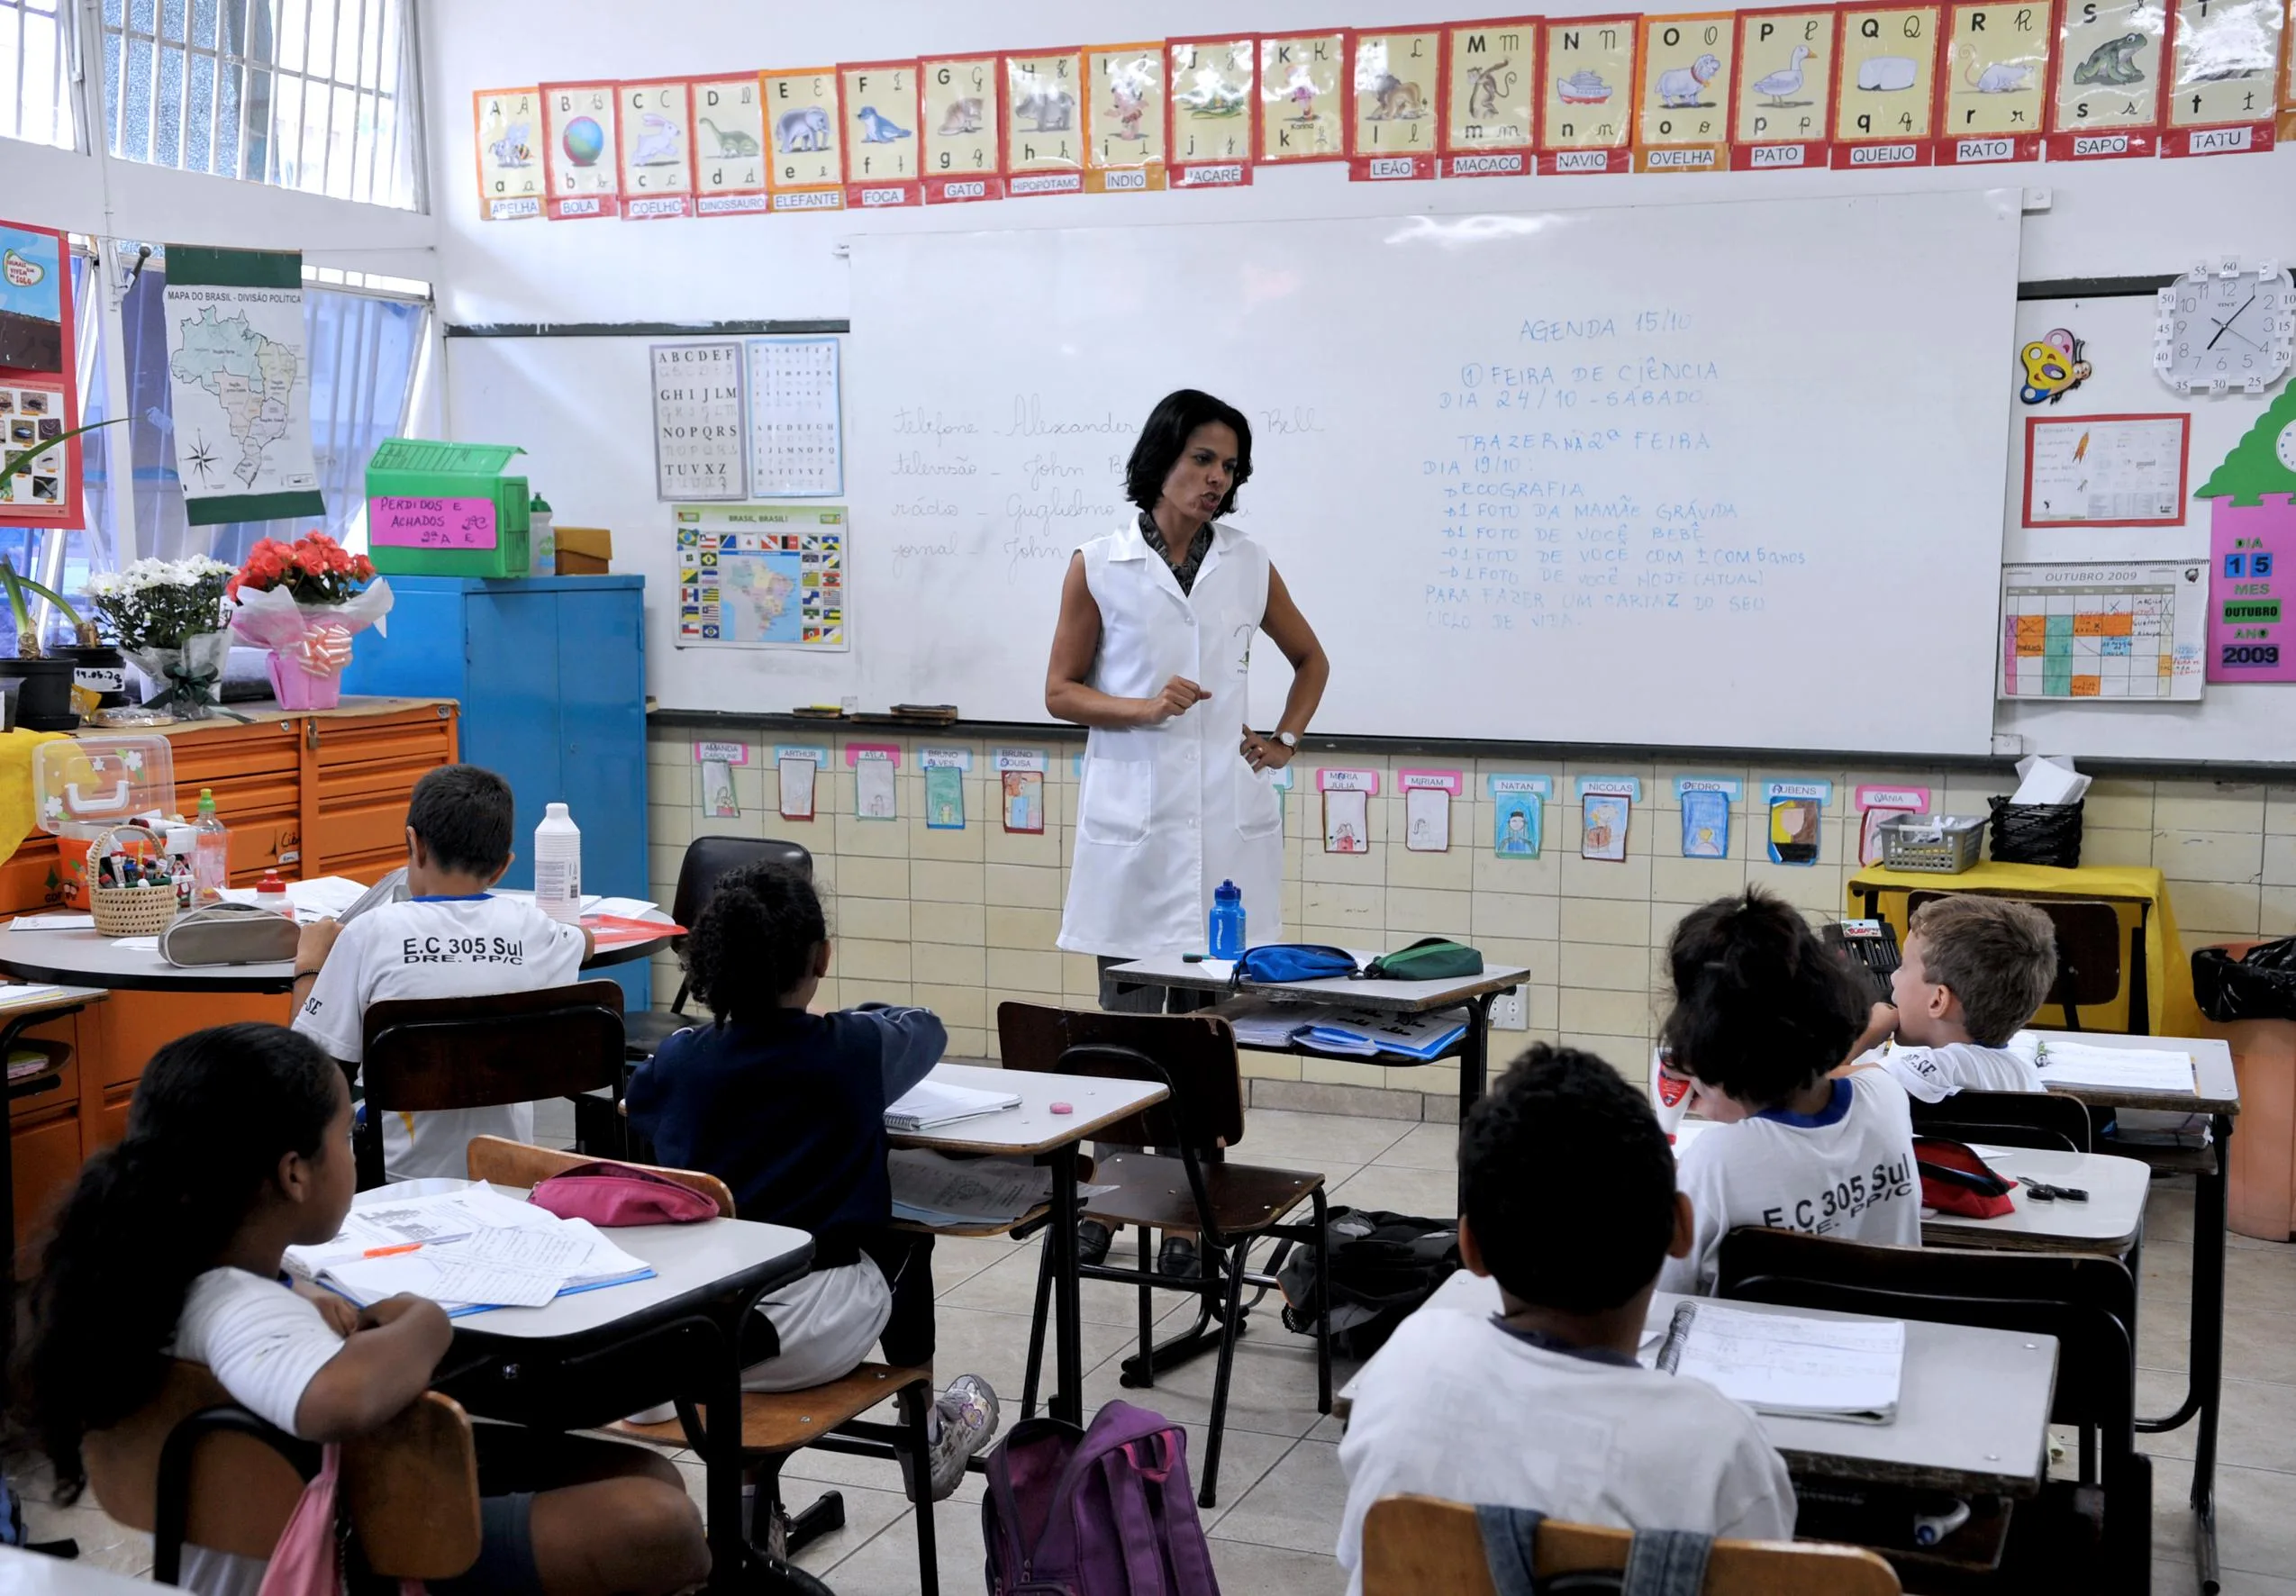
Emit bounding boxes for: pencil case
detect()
[159,902,301,966]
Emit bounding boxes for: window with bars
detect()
[100,0,422,209]
[0,0,77,149]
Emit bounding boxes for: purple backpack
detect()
[982,1401,1222,1595]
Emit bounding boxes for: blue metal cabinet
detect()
[344,575,652,1009]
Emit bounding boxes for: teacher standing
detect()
[1048,388,1330,1010]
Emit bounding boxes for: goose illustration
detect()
[1752,45,1814,104]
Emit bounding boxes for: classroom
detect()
[1,0,2294,1592]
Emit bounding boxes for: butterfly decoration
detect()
[2019,327,2093,405]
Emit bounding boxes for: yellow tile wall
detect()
[647,730,2296,1108]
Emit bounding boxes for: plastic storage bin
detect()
[364,439,531,578]
[32,735,178,906]
[1876,813,1987,874]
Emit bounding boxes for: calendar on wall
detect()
[1997,560,2207,702]
[745,335,844,496]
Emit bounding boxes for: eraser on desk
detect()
[1050,1101,1074,1115]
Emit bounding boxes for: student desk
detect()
[1919,1146,2151,1254]
[885,1062,1166,1428]
[0,984,108,1362]
[2027,1026,2239,1591]
[430,1205,815,1593]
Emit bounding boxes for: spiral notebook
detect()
[884,1079,1022,1133]
[1652,1301,1904,1424]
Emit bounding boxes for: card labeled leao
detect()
[1440,17,1539,177]
[1937,0,2057,162]
[2161,0,2283,154]
[1166,36,1256,186]
[840,60,922,207]
[538,81,620,219]
[1831,3,1945,165]
[1086,43,1167,192]
[920,54,1005,203]
[689,75,769,216]
[763,68,845,212]
[616,77,694,220]
[472,87,544,220]
[2047,0,2168,157]
[1539,13,1639,170]
[1258,31,1349,163]
[1348,27,1443,179]
[1731,7,1838,167]
[1003,48,1087,195]
[1637,12,1738,169]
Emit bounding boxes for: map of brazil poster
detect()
[676,502,848,649]
[161,245,324,526]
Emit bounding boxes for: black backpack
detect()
[1275,1207,1459,1359]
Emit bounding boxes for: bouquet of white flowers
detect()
[86,557,234,718]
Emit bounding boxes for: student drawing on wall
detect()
[1496,802,1538,857]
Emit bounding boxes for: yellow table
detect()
[1847,861,2201,1038]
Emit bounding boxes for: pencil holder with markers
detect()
[86,823,183,937]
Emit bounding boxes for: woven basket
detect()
[87,824,181,938]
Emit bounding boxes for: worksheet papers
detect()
[219,875,371,922]
[1222,998,1313,1049]
[1653,1301,1904,1424]
[884,1079,1022,1133]
[8,914,92,930]
[2009,1032,2196,1093]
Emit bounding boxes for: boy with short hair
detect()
[1335,1046,1795,1593]
[1851,895,2056,1102]
[292,763,594,1181]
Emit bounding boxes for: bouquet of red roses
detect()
[228,531,394,710]
[229,531,377,606]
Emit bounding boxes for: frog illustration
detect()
[2073,32,2148,86]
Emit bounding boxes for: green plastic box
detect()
[364,439,531,577]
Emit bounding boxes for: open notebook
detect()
[1652,1301,1904,1424]
[2008,1032,2196,1093]
[884,1079,1022,1133]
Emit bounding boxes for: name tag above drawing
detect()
[1317,768,1380,794]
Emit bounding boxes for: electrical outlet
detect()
[1492,990,1528,1030]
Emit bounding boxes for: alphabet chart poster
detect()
[1441,18,1538,177]
[2162,0,2283,154]
[1167,35,1257,186]
[472,87,544,219]
[690,76,769,214]
[538,80,621,218]
[1637,12,1739,169]
[676,503,847,650]
[1086,43,1166,189]
[2047,0,2166,159]
[920,53,1006,201]
[1348,27,1444,179]
[1258,31,1348,162]
[764,68,845,210]
[841,60,922,207]
[650,341,746,502]
[616,77,694,219]
[1539,14,1639,170]
[1003,49,1086,194]
[1732,8,1837,167]
[1831,4,1944,165]
[745,336,843,498]
[1938,0,2056,163]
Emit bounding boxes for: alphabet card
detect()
[921,54,1005,202]
[1319,768,1378,855]
[538,80,620,218]
[1003,49,1087,195]
[472,87,544,219]
[1539,14,1639,170]
[1441,17,1539,177]
[1938,0,2056,164]
[1732,7,1837,168]
[2162,0,2282,154]
[1400,770,1461,852]
[1166,36,1257,186]
[1258,30,1348,163]
[1637,12,1739,169]
[689,75,769,215]
[1674,775,1741,857]
[2047,0,2166,159]
[649,341,745,502]
[616,77,694,219]
[840,60,922,207]
[1489,775,1551,857]
[763,68,845,211]
[1831,4,1944,165]
[1085,43,1166,190]
[1348,27,1444,179]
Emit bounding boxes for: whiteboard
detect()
[841,191,2021,754]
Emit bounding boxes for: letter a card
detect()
[2046,0,2165,158]
[840,60,923,207]
[1831,4,1944,165]
[1258,30,1349,163]
[1637,12,1738,169]
[1086,43,1167,190]
[689,75,769,215]
[921,53,1006,201]
[1003,48,1087,195]
[1441,17,1539,177]
[617,77,695,220]
[1166,36,1257,186]
[1732,7,1838,167]
[472,87,544,220]
[1539,14,1639,171]
[538,81,621,218]
[1937,0,2056,163]
[763,68,846,211]
[1348,27,1443,179]
[2161,0,2282,154]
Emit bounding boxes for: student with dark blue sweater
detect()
[623,862,998,1500]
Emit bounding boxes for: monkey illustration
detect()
[1463,59,1516,120]
[1366,72,1427,119]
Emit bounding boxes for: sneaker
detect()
[1076,1219,1112,1266]
[1157,1234,1202,1280]
[926,1374,1001,1501]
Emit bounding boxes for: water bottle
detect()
[1209,879,1246,961]
[192,788,230,905]
[528,494,557,577]
[534,802,582,922]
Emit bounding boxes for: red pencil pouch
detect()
[1914,1137,2017,1220]
[530,1161,721,1227]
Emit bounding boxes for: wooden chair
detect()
[84,1361,482,1585]
[1908,892,2125,1032]
[623,837,812,1061]
[1360,1495,1901,1595]
[357,979,628,1189]
[997,1002,1330,1509]
[1911,1088,2094,1153]
[1714,1229,2147,1593]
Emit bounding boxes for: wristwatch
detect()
[1275,731,1299,749]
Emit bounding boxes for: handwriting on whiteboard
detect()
[368,495,499,549]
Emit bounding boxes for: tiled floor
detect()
[23,1106,2296,1596]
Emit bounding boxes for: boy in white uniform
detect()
[1337,1045,1795,1595]
[292,764,593,1181]
[1656,890,1922,1297]
[1846,895,2056,1103]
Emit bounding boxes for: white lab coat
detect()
[1057,519,1285,959]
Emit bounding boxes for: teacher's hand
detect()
[1240,726,1293,772]
[1133,676,1209,726]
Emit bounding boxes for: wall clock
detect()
[2155,258,2296,395]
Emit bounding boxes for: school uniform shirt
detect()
[1875,1041,2044,1103]
[294,893,587,1181]
[1335,1309,1796,1595]
[1659,1070,1921,1298]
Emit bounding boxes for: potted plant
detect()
[227,531,393,711]
[0,418,124,730]
[86,556,235,719]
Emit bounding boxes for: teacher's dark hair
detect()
[1125,389,1254,517]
